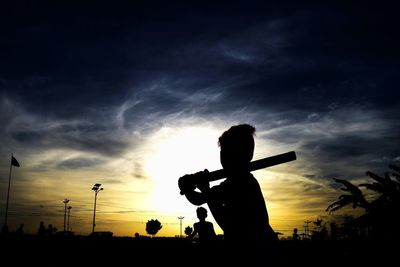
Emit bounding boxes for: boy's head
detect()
[218,124,255,172]
[196,207,208,220]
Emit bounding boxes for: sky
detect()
[0,1,399,237]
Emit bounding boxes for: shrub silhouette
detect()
[184,226,193,237]
[146,219,162,237]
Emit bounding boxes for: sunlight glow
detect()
[144,126,222,215]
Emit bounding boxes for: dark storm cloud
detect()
[7,118,130,157]
[253,103,400,186]
[2,1,398,114]
[303,134,400,160]
[0,97,132,161]
[214,9,399,111]
[12,131,43,143]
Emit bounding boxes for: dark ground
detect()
[1,235,396,266]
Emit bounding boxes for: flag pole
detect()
[4,153,14,228]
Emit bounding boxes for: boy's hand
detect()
[194,169,210,192]
[178,169,210,195]
[178,174,197,195]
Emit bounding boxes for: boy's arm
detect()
[197,182,227,231]
[179,171,227,230]
[179,170,211,205]
[205,194,226,230]
[184,190,207,206]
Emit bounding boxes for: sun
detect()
[144,126,222,214]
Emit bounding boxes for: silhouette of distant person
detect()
[16,224,24,235]
[38,221,46,236]
[189,207,217,242]
[292,228,299,241]
[47,224,54,236]
[179,124,278,243]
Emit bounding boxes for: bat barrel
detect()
[208,151,296,182]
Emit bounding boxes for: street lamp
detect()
[92,183,103,233]
[63,198,70,231]
[178,216,184,238]
[67,206,72,232]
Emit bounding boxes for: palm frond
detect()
[334,178,363,195]
[326,194,358,212]
[359,182,385,193]
[366,171,386,185]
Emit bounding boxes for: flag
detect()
[11,156,20,167]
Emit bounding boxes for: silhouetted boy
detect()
[180,124,277,244]
[189,207,216,242]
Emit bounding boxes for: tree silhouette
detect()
[184,226,193,237]
[326,178,370,212]
[145,219,162,237]
[362,166,400,211]
[327,164,400,213]
[311,218,328,241]
[326,164,400,240]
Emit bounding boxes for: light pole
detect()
[67,206,72,231]
[92,183,103,233]
[178,216,184,238]
[63,198,70,232]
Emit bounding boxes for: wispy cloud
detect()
[56,157,105,170]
